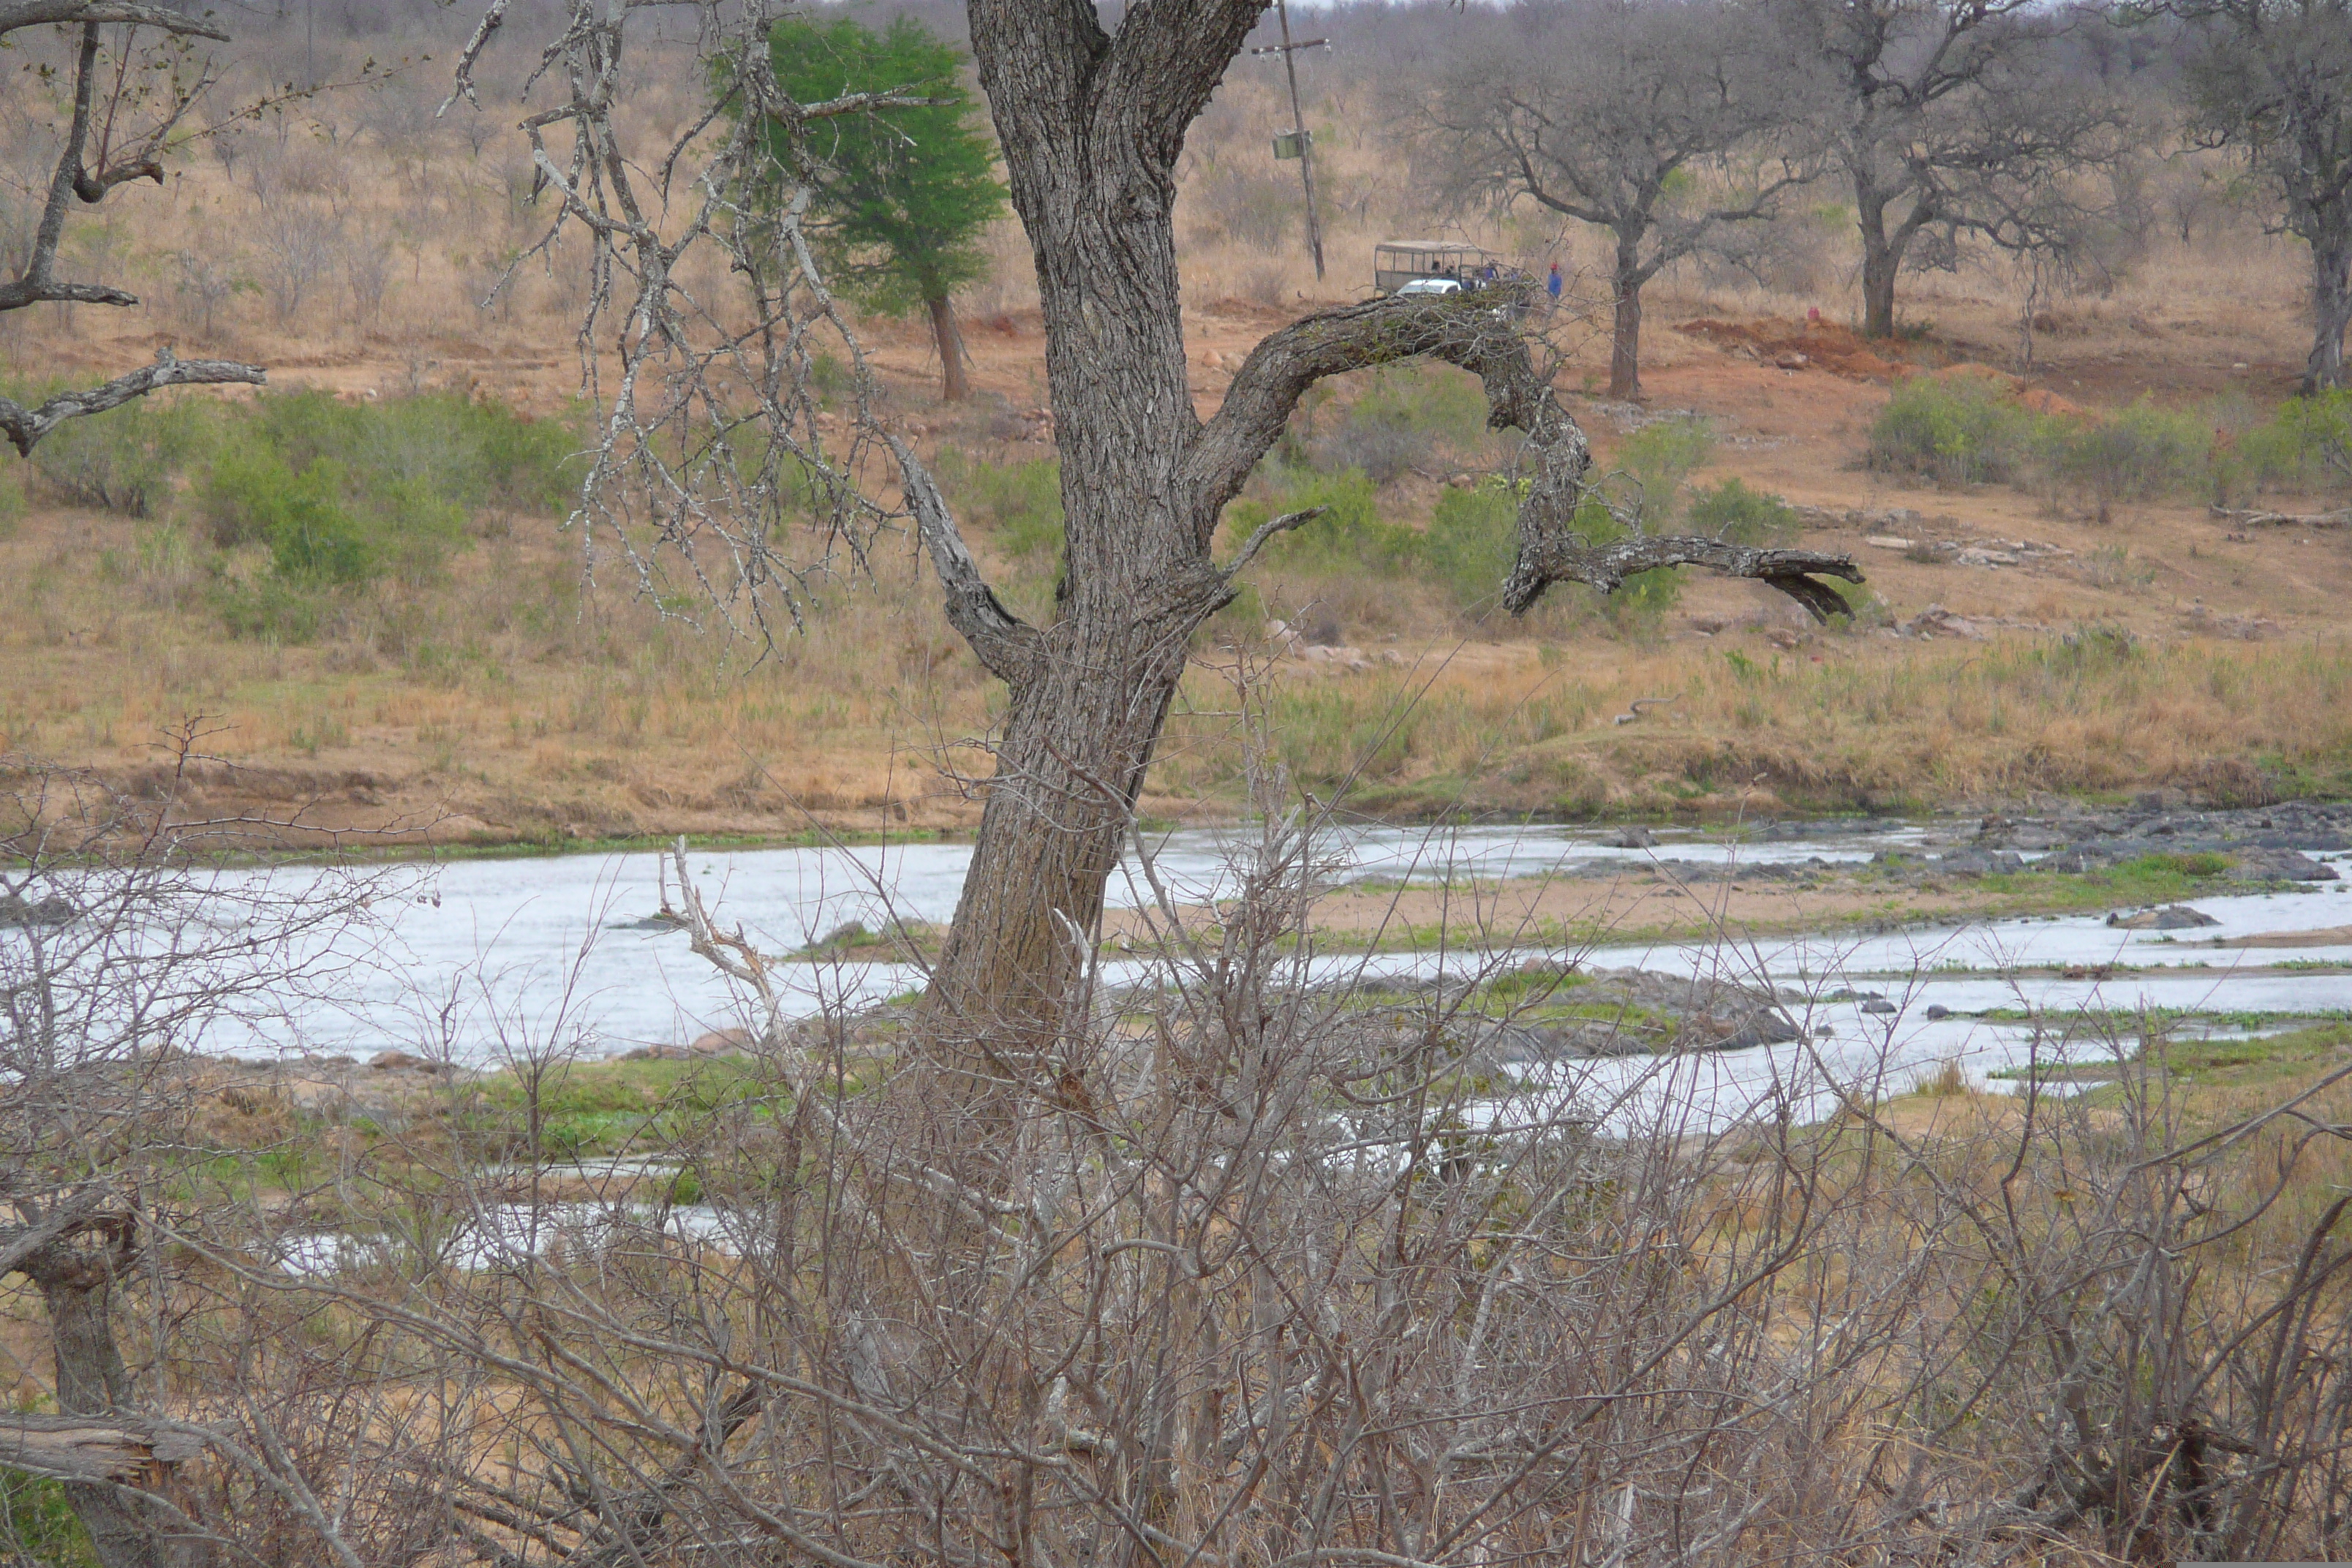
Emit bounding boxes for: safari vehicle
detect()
[1373,239,1506,296]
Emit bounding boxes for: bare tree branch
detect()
[0,349,265,458]
[888,434,1041,684]
[0,1,227,40]
[1191,293,1862,621]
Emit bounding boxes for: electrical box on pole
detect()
[1250,0,1327,282]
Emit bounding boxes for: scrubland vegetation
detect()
[7,1,2352,1565]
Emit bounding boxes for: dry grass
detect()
[4,478,2349,837]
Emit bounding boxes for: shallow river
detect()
[190,820,2351,1128]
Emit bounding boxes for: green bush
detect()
[193,391,579,630]
[202,448,377,584]
[1421,478,1520,608]
[20,392,217,515]
[2239,391,2352,491]
[1313,363,1490,483]
[2050,399,2214,505]
[1232,467,1415,575]
[1607,415,1715,525]
[1868,376,2038,486]
[943,453,1063,559]
[1685,477,1798,545]
[1,1472,97,1567]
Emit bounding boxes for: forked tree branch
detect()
[0,1414,208,1485]
[0,349,265,457]
[1191,291,1862,621]
[888,434,1041,684]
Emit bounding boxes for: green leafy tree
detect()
[766,17,1009,400]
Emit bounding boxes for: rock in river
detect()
[2106,904,2222,930]
[2228,848,2341,883]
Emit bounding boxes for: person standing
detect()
[1547,261,1564,309]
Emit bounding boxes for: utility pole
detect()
[1252,0,1327,282]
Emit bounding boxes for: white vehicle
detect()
[1393,276,1464,297]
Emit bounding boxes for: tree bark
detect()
[929,1,1246,1084]
[2305,228,2352,394]
[1609,235,1644,401]
[15,1215,203,1568]
[1858,207,1900,339]
[928,293,970,402]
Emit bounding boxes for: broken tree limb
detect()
[0,349,265,457]
[0,1414,208,1486]
[2210,504,2351,531]
[888,432,1041,685]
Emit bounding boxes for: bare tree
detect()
[2182,0,2352,391]
[0,738,384,1567]
[0,6,265,456]
[1414,0,1814,401]
[1779,0,2133,339]
[253,197,340,325]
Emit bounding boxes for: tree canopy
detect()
[766,15,1008,361]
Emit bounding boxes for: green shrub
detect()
[1610,415,1715,524]
[944,453,1063,559]
[2239,391,2352,491]
[1868,376,2038,486]
[1232,467,1415,575]
[21,392,216,515]
[1685,477,1798,544]
[1,1472,97,1567]
[246,388,578,519]
[202,448,375,584]
[2050,399,2213,505]
[1421,478,1520,608]
[194,390,573,622]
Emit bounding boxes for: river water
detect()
[179,820,2351,1126]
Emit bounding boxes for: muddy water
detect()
[206,825,2351,1120]
[211,820,1923,1060]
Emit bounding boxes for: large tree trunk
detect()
[19,1224,203,1568]
[1858,213,1900,340]
[916,4,1862,1085]
[930,6,1255,1079]
[2305,228,2352,394]
[928,293,970,402]
[1608,236,1644,401]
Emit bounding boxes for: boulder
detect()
[1901,605,1987,641]
[0,894,75,927]
[1934,849,2027,877]
[2106,905,2222,930]
[1924,1004,1952,1020]
[1860,998,1899,1016]
[2228,848,2341,883]
[1603,826,1659,850]
[690,1028,755,1055]
[368,1050,436,1072]
[1707,1010,1803,1049]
